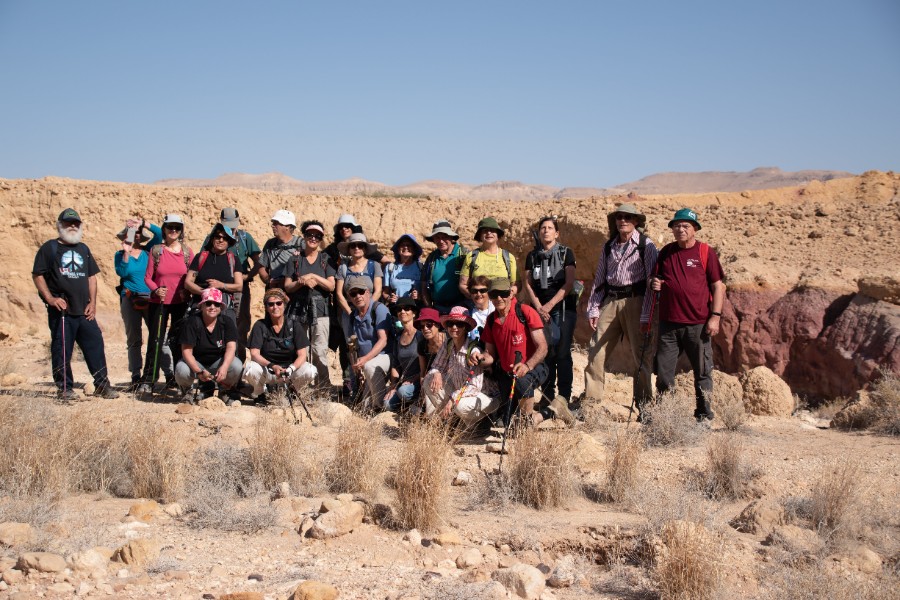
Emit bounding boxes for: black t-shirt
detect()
[525,245,577,311]
[260,236,305,281]
[180,314,238,366]
[32,240,101,316]
[248,317,310,365]
[188,251,245,300]
[289,253,337,318]
[417,335,439,373]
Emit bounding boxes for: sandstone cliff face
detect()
[1,172,897,398]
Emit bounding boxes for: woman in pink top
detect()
[139,214,195,395]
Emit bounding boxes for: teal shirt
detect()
[428,243,466,306]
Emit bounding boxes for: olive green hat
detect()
[475,216,504,241]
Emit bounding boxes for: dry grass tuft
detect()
[809,460,862,541]
[505,428,580,509]
[249,413,326,495]
[715,389,748,432]
[654,520,721,600]
[606,428,643,503]
[703,433,751,500]
[392,419,453,532]
[641,391,707,447]
[326,417,384,496]
[125,421,189,502]
[870,371,900,435]
[758,562,900,600]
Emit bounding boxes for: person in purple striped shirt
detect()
[582,204,659,419]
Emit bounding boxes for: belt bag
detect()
[125,289,151,311]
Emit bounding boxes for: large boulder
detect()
[858,275,900,305]
[16,552,67,573]
[112,538,161,567]
[308,501,364,539]
[491,563,546,599]
[830,390,876,430]
[289,581,339,600]
[740,367,794,416]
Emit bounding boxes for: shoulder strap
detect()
[514,301,527,325]
[502,249,512,279]
[423,250,437,284]
[227,251,235,277]
[468,249,480,278]
[197,250,209,271]
[638,233,648,276]
[699,242,709,272]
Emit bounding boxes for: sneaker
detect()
[549,395,575,426]
[225,389,242,407]
[137,383,154,396]
[57,388,77,403]
[182,390,198,405]
[94,385,120,399]
[125,378,141,392]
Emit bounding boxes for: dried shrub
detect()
[628,479,722,535]
[607,428,643,503]
[249,413,326,495]
[125,421,189,502]
[505,428,580,509]
[759,562,899,600]
[183,443,276,533]
[703,433,749,500]
[326,417,384,496]
[870,371,900,435]
[393,419,453,532]
[715,389,748,432]
[0,401,71,499]
[654,520,721,600]
[809,460,862,541]
[641,391,707,447]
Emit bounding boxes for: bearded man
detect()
[32,208,119,402]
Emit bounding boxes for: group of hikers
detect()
[32,202,725,429]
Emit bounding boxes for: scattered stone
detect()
[289,580,339,600]
[113,538,161,567]
[730,499,784,535]
[175,403,196,414]
[808,230,823,239]
[498,554,519,568]
[547,556,576,588]
[198,397,227,411]
[67,548,109,573]
[127,499,160,522]
[319,402,353,427]
[492,563,546,599]
[247,572,264,581]
[298,516,315,538]
[319,499,343,513]
[16,552,67,573]
[0,523,33,547]
[404,529,422,546]
[220,593,264,600]
[308,502,364,539]
[163,503,184,518]
[433,529,463,547]
[47,582,75,594]
[335,493,355,503]
[462,566,492,583]
[844,227,859,237]
[453,471,472,486]
[485,442,506,454]
[457,548,483,569]
[739,366,795,416]
[2,569,24,585]
[0,374,25,386]
[841,545,883,574]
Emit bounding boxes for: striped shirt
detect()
[586,230,658,320]
[427,341,497,402]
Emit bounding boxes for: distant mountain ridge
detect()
[155,166,854,200]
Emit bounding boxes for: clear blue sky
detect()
[1,0,898,188]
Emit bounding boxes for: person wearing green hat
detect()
[583,203,658,418]
[647,208,726,423]
[459,217,518,300]
[32,208,119,401]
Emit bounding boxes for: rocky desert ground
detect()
[0,171,897,599]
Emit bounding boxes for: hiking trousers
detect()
[242,361,317,397]
[584,296,653,407]
[542,307,577,401]
[655,321,714,419]
[141,302,183,384]
[120,296,150,381]
[174,356,243,391]
[47,308,112,393]
[495,363,549,426]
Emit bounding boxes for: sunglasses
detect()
[164,224,183,231]
[304,232,323,240]
[419,321,438,329]
[203,302,223,309]
[213,234,229,241]
[348,289,367,298]
[445,322,465,329]
[488,290,511,299]
[348,243,367,250]
[470,287,489,295]
[615,214,635,221]
[266,301,284,308]
[397,306,415,312]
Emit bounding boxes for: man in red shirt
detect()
[648,209,726,422]
[476,278,573,426]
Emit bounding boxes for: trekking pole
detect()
[149,302,165,395]
[59,307,67,398]
[281,369,314,425]
[629,287,661,425]
[498,351,523,473]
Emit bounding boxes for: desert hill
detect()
[154,167,854,201]
[1,170,898,398]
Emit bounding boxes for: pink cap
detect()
[200,288,224,305]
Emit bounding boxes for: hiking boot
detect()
[549,395,575,426]
[94,385,120,399]
[164,375,178,389]
[225,389,242,407]
[182,390,198,405]
[57,388,77,403]
[137,383,154,396]
[125,377,141,392]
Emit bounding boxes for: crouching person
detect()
[480,278,573,427]
[422,306,498,428]
[175,288,243,404]
[243,289,316,401]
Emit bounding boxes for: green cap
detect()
[488,277,512,292]
[475,216,504,241]
[668,208,701,230]
[57,208,81,222]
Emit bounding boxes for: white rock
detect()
[404,529,422,546]
[452,471,472,486]
[492,563,546,599]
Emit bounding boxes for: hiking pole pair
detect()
[628,288,661,425]
[498,351,523,473]
[278,367,315,424]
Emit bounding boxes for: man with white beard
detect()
[32,208,119,402]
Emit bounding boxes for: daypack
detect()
[468,248,512,280]
[423,244,466,292]
[151,244,193,271]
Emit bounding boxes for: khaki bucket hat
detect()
[607,203,647,236]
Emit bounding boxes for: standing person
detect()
[242,288,317,402]
[114,221,159,390]
[523,216,577,403]
[459,217,517,300]
[32,208,119,401]
[335,233,383,317]
[175,288,243,404]
[478,278,573,427]
[141,214,194,394]
[217,208,261,362]
[649,209,726,423]
[382,297,423,412]
[258,210,304,290]
[184,223,245,323]
[384,234,424,305]
[583,204,659,420]
[421,220,467,314]
[422,306,498,427]
[341,278,392,408]
[285,220,336,387]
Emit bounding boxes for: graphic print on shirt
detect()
[686,258,702,269]
[60,250,86,278]
[512,333,525,346]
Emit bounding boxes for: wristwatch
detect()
[710,311,722,317]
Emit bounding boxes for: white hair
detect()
[57,220,83,245]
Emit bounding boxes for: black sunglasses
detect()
[304,233,323,240]
[419,321,438,329]
[266,301,284,308]
[348,289,367,298]
[164,224,183,231]
[488,289,511,299]
[470,287,489,295]
[203,302,223,309]
[348,243,367,250]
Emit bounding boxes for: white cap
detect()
[162,213,184,226]
[271,210,297,227]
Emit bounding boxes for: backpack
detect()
[196,250,236,277]
[486,301,527,329]
[423,244,465,292]
[468,248,512,280]
[528,244,570,290]
[151,244,192,271]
